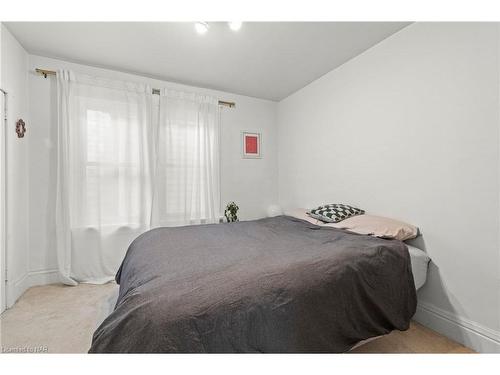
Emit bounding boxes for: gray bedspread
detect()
[89,216,417,353]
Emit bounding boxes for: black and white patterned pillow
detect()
[307,204,364,223]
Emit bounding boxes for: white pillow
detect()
[283,208,321,225]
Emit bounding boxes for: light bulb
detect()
[195,22,209,35]
[228,22,242,31]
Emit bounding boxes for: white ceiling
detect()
[5,22,410,101]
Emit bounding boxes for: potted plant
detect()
[224,202,239,223]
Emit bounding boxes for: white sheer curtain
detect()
[56,71,221,285]
[152,89,221,226]
[56,70,154,284]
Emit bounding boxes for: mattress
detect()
[407,244,430,290]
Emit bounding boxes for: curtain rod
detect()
[35,68,235,108]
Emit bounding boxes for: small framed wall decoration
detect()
[242,131,261,159]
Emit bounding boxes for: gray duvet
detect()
[89,216,417,353]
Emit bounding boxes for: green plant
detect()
[224,201,239,223]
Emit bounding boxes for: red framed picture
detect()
[242,132,261,158]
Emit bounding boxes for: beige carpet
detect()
[0,283,117,353]
[0,283,474,353]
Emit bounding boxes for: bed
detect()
[89,215,422,353]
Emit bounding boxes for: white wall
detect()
[1,24,30,307]
[27,55,278,280]
[278,23,500,352]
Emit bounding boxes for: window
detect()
[70,96,150,229]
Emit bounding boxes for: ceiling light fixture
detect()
[228,22,242,31]
[195,22,209,35]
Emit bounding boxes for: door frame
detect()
[0,88,7,313]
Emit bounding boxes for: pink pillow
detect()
[322,214,418,241]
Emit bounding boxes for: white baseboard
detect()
[6,273,29,308]
[28,269,60,287]
[6,269,59,309]
[414,301,500,353]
